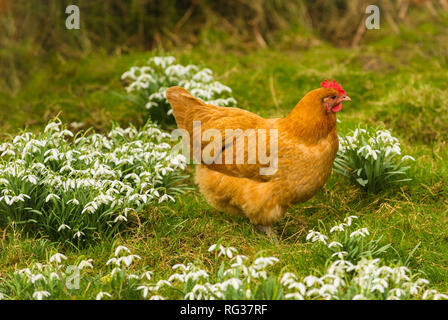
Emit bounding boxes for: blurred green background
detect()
[0,0,447,140]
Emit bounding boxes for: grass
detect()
[0,10,448,298]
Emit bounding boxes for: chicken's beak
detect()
[341,95,351,101]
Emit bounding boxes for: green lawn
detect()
[0,13,447,299]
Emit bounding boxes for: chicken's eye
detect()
[330,96,337,99]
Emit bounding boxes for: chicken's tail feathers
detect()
[166,86,206,129]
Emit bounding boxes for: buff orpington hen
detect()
[166,80,351,235]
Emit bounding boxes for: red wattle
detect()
[332,103,342,112]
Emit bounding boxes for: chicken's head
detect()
[320,79,351,113]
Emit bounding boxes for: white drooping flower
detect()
[96,292,112,300]
[33,290,51,300]
[114,245,131,257]
[49,253,67,264]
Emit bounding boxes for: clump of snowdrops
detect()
[1,217,446,300]
[168,218,446,300]
[0,119,188,244]
[121,56,237,125]
[0,247,148,300]
[334,126,415,193]
[301,216,447,300]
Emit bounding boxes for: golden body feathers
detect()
[166,86,340,230]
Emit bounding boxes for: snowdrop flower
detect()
[168,273,186,283]
[29,274,46,284]
[225,247,237,258]
[401,155,415,161]
[145,101,158,110]
[328,241,343,248]
[59,129,74,137]
[44,122,61,133]
[253,257,279,269]
[331,251,348,259]
[330,224,345,233]
[158,193,175,203]
[137,286,153,298]
[45,193,60,203]
[319,284,338,296]
[172,263,188,271]
[280,273,298,286]
[388,288,405,298]
[358,145,379,160]
[141,271,153,281]
[121,67,139,80]
[96,292,112,300]
[350,228,369,238]
[106,258,119,267]
[9,194,30,204]
[114,245,131,257]
[306,230,328,244]
[17,268,32,276]
[33,290,51,300]
[81,205,96,215]
[188,284,209,300]
[231,255,249,265]
[113,215,128,223]
[408,283,421,295]
[222,278,243,290]
[343,216,358,227]
[184,270,209,282]
[73,231,85,239]
[434,293,448,300]
[208,244,226,256]
[66,198,79,206]
[57,224,71,232]
[1,149,15,157]
[26,175,38,185]
[330,260,355,272]
[50,253,67,264]
[371,283,386,293]
[128,274,140,280]
[288,282,307,295]
[422,289,437,299]
[120,254,141,267]
[150,56,176,68]
[50,272,60,281]
[415,278,430,286]
[78,259,94,270]
[303,275,323,287]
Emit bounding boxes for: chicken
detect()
[166,80,351,234]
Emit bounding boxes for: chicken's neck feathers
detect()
[281,90,337,145]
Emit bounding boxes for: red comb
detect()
[321,79,346,95]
